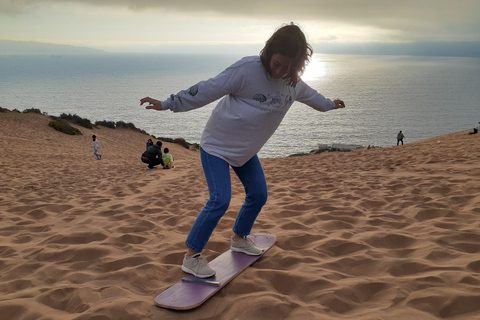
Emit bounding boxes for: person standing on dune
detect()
[397,130,405,145]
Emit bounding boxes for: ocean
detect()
[1,53,479,158]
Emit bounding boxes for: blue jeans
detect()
[186,149,268,252]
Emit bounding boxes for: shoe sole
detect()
[181,265,216,279]
[230,246,264,256]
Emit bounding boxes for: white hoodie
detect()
[161,56,335,167]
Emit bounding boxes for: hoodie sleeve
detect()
[295,79,335,112]
[161,59,248,113]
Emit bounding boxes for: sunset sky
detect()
[1,0,479,54]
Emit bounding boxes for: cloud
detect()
[3,0,479,23]
[1,0,480,43]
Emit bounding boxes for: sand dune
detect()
[1,111,480,320]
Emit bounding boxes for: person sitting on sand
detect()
[140,23,346,278]
[141,141,164,169]
[162,148,174,169]
[469,122,480,135]
[91,135,102,160]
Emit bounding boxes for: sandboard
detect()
[154,233,276,310]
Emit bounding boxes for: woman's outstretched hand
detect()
[334,99,345,109]
[140,97,163,110]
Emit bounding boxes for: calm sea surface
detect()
[1,53,479,158]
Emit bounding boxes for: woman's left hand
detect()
[334,99,345,109]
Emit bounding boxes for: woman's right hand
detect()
[140,97,163,111]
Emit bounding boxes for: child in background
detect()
[146,138,154,149]
[162,148,174,169]
[140,23,345,278]
[92,135,102,160]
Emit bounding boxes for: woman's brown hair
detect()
[260,23,313,87]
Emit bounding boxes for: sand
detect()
[1,111,480,320]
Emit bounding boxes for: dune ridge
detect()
[1,111,480,320]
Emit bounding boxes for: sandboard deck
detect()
[155,233,276,310]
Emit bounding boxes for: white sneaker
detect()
[231,236,264,255]
[182,253,216,278]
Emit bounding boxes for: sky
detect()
[1,0,480,55]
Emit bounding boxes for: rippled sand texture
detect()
[1,112,480,320]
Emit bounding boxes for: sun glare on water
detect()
[302,55,327,81]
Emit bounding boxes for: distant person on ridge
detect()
[397,130,405,145]
[141,141,164,169]
[162,148,174,169]
[140,23,346,278]
[469,122,480,135]
[91,135,102,160]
